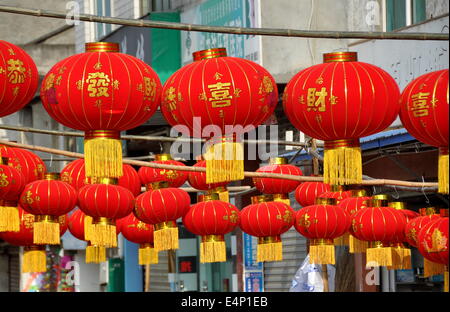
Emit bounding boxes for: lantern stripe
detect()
[185,60,204,133]
[80,53,97,129]
[429,70,447,144]
[112,53,136,130]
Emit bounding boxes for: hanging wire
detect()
[392,185,400,200]
[421,176,431,205]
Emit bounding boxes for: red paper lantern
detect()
[317,188,352,205]
[161,47,278,184]
[183,193,239,263]
[138,154,187,188]
[294,180,331,207]
[239,195,294,262]
[40,42,162,179]
[399,69,449,194]
[405,208,441,248]
[187,160,230,199]
[0,145,46,183]
[253,157,303,205]
[0,40,39,117]
[60,158,141,196]
[19,173,77,245]
[283,52,400,186]
[134,186,191,251]
[78,179,135,248]
[295,200,350,264]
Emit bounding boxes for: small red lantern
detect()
[40,42,162,179]
[399,69,449,194]
[253,157,303,205]
[0,40,39,117]
[239,195,294,262]
[183,193,240,263]
[60,158,141,196]
[405,208,440,248]
[187,160,230,202]
[19,173,77,245]
[0,157,26,232]
[138,154,187,188]
[294,179,331,207]
[78,178,135,248]
[134,184,191,251]
[295,197,350,264]
[120,213,158,265]
[0,145,46,183]
[283,52,400,186]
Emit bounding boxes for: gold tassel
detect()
[423,258,445,277]
[0,205,20,232]
[33,216,60,245]
[349,235,368,254]
[388,245,404,270]
[273,194,291,206]
[323,139,362,185]
[153,222,179,251]
[84,130,123,179]
[309,239,335,265]
[138,245,159,265]
[445,270,449,292]
[333,233,349,246]
[257,240,283,262]
[84,215,93,242]
[204,140,244,184]
[22,247,47,273]
[86,245,106,263]
[402,247,412,269]
[366,242,392,267]
[438,148,449,194]
[200,235,226,263]
[218,190,229,203]
[90,219,117,248]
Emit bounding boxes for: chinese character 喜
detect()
[208,81,232,108]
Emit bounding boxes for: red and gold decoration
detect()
[253,157,303,206]
[0,40,39,117]
[40,42,162,179]
[134,185,191,251]
[19,173,77,245]
[350,195,407,267]
[405,208,440,248]
[399,69,449,194]
[0,157,26,232]
[60,158,141,196]
[78,178,135,248]
[160,47,278,184]
[0,145,46,183]
[119,213,158,265]
[183,193,240,263]
[240,195,294,262]
[138,154,187,188]
[295,197,350,264]
[283,51,400,185]
[294,179,331,207]
[187,159,230,202]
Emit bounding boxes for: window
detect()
[385,0,426,31]
[151,0,172,12]
[95,0,113,39]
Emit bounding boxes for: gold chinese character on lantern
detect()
[283,210,293,223]
[85,72,111,97]
[307,87,328,112]
[207,81,232,108]
[0,173,10,187]
[24,214,34,229]
[7,59,26,84]
[410,92,430,117]
[298,213,311,228]
[164,86,177,111]
[143,77,156,101]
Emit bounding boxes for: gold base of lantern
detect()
[90,217,117,248]
[0,204,20,232]
[423,258,445,277]
[438,148,448,194]
[273,194,291,206]
[200,235,226,263]
[257,236,282,262]
[23,246,47,273]
[154,221,179,251]
[349,235,368,254]
[208,187,229,202]
[204,139,244,184]
[324,139,362,185]
[139,244,159,265]
[445,270,449,292]
[366,241,392,267]
[333,233,349,246]
[33,215,61,245]
[86,245,107,263]
[309,239,335,265]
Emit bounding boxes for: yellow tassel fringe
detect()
[349,236,368,254]
[324,146,362,185]
[86,245,106,263]
[84,215,93,242]
[200,241,226,263]
[257,241,283,262]
[22,249,47,273]
[423,258,445,277]
[204,141,244,184]
[90,223,117,248]
[388,247,411,270]
[445,270,449,292]
[218,191,230,203]
[154,227,179,251]
[366,247,392,267]
[438,152,449,194]
[333,233,349,246]
[33,221,60,245]
[84,137,123,178]
[138,246,159,265]
[309,244,335,265]
[0,206,20,232]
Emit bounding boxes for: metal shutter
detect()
[9,253,20,292]
[147,250,170,292]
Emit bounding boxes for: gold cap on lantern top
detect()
[370,194,390,207]
[269,157,287,165]
[193,48,227,61]
[315,197,337,205]
[44,172,60,181]
[351,189,367,197]
[251,194,274,204]
[388,201,406,210]
[98,177,119,185]
[85,42,120,53]
[419,207,436,216]
[323,51,358,63]
[154,154,173,161]
[198,193,220,202]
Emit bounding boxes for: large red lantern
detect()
[239,195,294,262]
[0,145,46,184]
[294,179,331,207]
[78,179,135,248]
[138,154,187,188]
[160,47,278,184]
[187,159,230,202]
[19,173,77,245]
[0,157,26,232]
[253,157,303,205]
[134,185,191,251]
[0,40,39,117]
[40,42,162,179]
[120,213,158,265]
[183,193,239,263]
[405,208,440,248]
[295,197,350,264]
[399,69,449,194]
[283,52,400,186]
[60,158,141,196]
